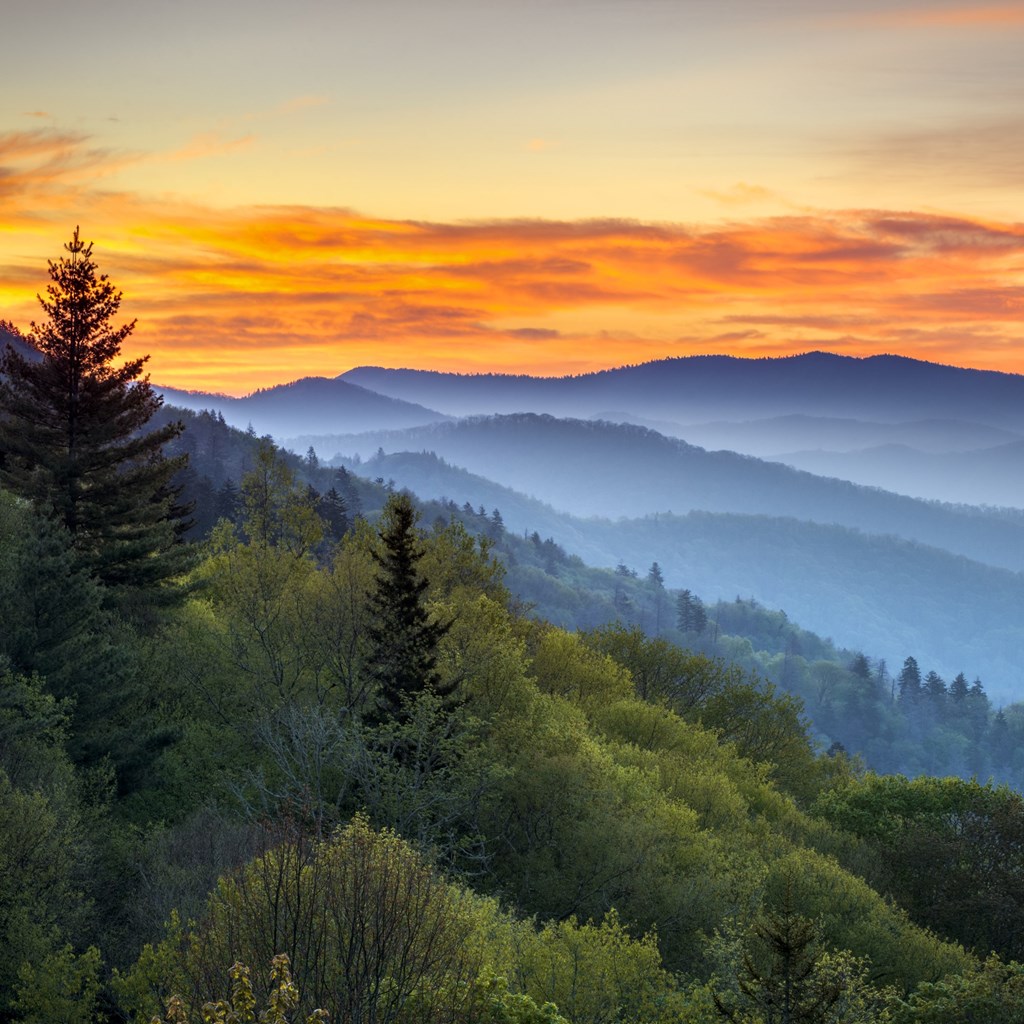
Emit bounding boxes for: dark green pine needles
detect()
[365,493,454,725]
[0,228,191,608]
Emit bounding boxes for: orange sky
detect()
[4,2,1024,394]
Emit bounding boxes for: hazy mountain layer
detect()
[353,449,1024,701]
[294,414,1024,573]
[0,326,41,363]
[341,353,1024,431]
[156,376,449,438]
[649,414,1024,457]
[771,442,1024,508]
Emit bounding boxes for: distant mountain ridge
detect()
[156,375,449,439]
[652,414,1024,457]
[340,353,1024,430]
[771,441,1024,507]
[289,412,1024,573]
[346,449,1024,701]
[0,325,41,364]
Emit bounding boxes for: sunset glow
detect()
[4,1,1024,393]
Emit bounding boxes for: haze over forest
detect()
[148,349,1024,705]
[7,0,1024,1018]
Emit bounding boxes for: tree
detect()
[709,876,894,1024]
[814,775,1024,961]
[365,493,454,726]
[126,817,501,1024]
[0,228,190,603]
[318,486,350,541]
[893,955,1024,1024]
[676,590,707,635]
[897,657,921,707]
[949,672,969,704]
[148,955,327,1024]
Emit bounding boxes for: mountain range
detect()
[340,448,1024,700]
[340,353,1024,431]
[156,377,448,437]
[289,413,1024,574]
[7,331,1024,698]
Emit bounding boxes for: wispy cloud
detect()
[164,132,255,163]
[847,4,1024,29]
[3,133,1024,392]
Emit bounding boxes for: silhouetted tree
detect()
[0,228,190,605]
[365,494,453,726]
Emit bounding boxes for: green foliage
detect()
[813,775,1024,960]
[706,876,896,1024]
[530,627,634,711]
[124,817,681,1024]
[13,943,102,1024]
[512,911,683,1024]
[754,851,971,991]
[893,955,1024,1024]
[0,767,88,1015]
[239,441,324,555]
[137,816,499,1023]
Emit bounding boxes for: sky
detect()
[2,0,1024,394]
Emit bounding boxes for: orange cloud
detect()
[3,132,1024,393]
[844,4,1024,28]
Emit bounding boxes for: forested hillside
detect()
[147,411,1024,786]
[5,293,1024,1021]
[315,448,1024,702]
[6,462,1023,1023]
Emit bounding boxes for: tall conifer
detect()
[365,493,453,725]
[0,228,190,603]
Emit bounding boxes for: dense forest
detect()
[3,244,1024,1022]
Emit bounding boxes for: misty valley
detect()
[5,304,1024,1021]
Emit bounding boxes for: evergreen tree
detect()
[333,466,362,519]
[0,228,190,603]
[318,486,350,541]
[215,477,241,525]
[897,657,922,706]
[365,494,454,726]
[849,653,871,680]
[677,589,707,634]
[711,877,885,1024]
[950,672,969,704]
[924,670,947,709]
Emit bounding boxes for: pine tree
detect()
[711,876,884,1024]
[364,493,453,726]
[677,589,707,634]
[0,228,190,604]
[897,656,922,706]
[950,672,969,703]
[318,486,350,541]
